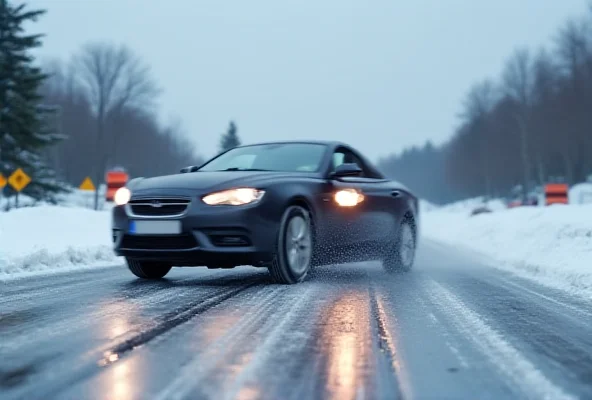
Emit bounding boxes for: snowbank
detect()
[1,185,111,210]
[0,206,119,280]
[433,196,508,214]
[419,199,438,213]
[423,203,592,298]
[570,182,592,204]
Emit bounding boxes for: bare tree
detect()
[377,9,592,205]
[554,19,590,183]
[459,80,498,198]
[530,48,560,185]
[74,42,159,209]
[502,48,534,200]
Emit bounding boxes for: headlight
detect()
[202,188,265,206]
[114,187,131,206]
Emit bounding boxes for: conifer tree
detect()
[0,1,68,204]
[218,120,241,153]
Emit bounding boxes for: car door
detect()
[320,147,397,249]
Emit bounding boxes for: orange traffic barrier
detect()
[105,170,129,202]
[544,183,568,205]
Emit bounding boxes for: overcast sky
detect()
[28,0,589,162]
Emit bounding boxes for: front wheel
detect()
[266,205,313,284]
[382,218,416,273]
[126,258,172,279]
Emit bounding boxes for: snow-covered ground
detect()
[0,188,120,281]
[422,200,592,299]
[1,185,109,210]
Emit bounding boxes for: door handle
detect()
[391,190,401,197]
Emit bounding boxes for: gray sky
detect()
[29,0,589,162]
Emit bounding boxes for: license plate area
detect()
[129,220,182,235]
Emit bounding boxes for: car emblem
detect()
[151,200,162,208]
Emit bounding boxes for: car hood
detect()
[129,170,308,193]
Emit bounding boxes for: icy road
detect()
[2,241,592,400]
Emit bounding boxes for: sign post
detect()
[79,177,96,208]
[8,168,31,208]
[0,173,6,208]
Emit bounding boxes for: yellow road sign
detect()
[0,173,6,188]
[79,176,96,191]
[8,168,31,192]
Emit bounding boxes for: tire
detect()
[382,217,416,273]
[126,258,172,279]
[266,205,314,284]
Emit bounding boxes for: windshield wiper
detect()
[219,168,273,171]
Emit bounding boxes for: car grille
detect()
[128,197,190,216]
[120,234,198,250]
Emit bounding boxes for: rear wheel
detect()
[382,217,416,273]
[266,205,313,284]
[126,258,172,279]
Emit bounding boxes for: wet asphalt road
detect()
[2,240,592,400]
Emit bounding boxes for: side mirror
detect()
[330,163,362,179]
[180,165,199,173]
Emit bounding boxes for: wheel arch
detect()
[286,195,316,231]
[401,207,419,243]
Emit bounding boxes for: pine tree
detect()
[218,120,241,153]
[0,1,68,204]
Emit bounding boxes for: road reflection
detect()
[87,294,252,399]
[318,289,371,400]
[93,299,144,342]
[97,353,144,400]
[198,310,256,394]
[93,300,146,400]
[235,385,261,400]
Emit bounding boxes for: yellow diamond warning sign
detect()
[8,168,31,192]
[79,176,96,191]
[0,173,6,188]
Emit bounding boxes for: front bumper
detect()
[111,197,279,267]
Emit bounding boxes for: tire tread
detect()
[126,258,172,279]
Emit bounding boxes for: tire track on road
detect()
[151,285,294,400]
[424,279,577,400]
[1,281,260,400]
[0,271,266,349]
[431,269,592,398]
[368,284,409,400]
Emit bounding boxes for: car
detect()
[111,140,420,283]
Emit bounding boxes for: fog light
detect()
[334,189,364,207]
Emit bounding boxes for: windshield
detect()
[198,143,327,172]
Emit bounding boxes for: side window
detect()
[332,152,344,169]
[331,148,368,177]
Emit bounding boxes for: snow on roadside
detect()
[1,185,110,210]
[433,196,508,213]
[422,203,592,298]
[0,206,120,280]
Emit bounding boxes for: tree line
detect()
[379,6,592,204]
[0,1,248,210]
[40,41,206,209]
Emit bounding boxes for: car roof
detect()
[234,140,350,149]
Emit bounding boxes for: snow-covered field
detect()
[422,200,592,299]
[1,185,109,210]
[1,189,591,299]
[0,206,119,280]
[0,188,120,280]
